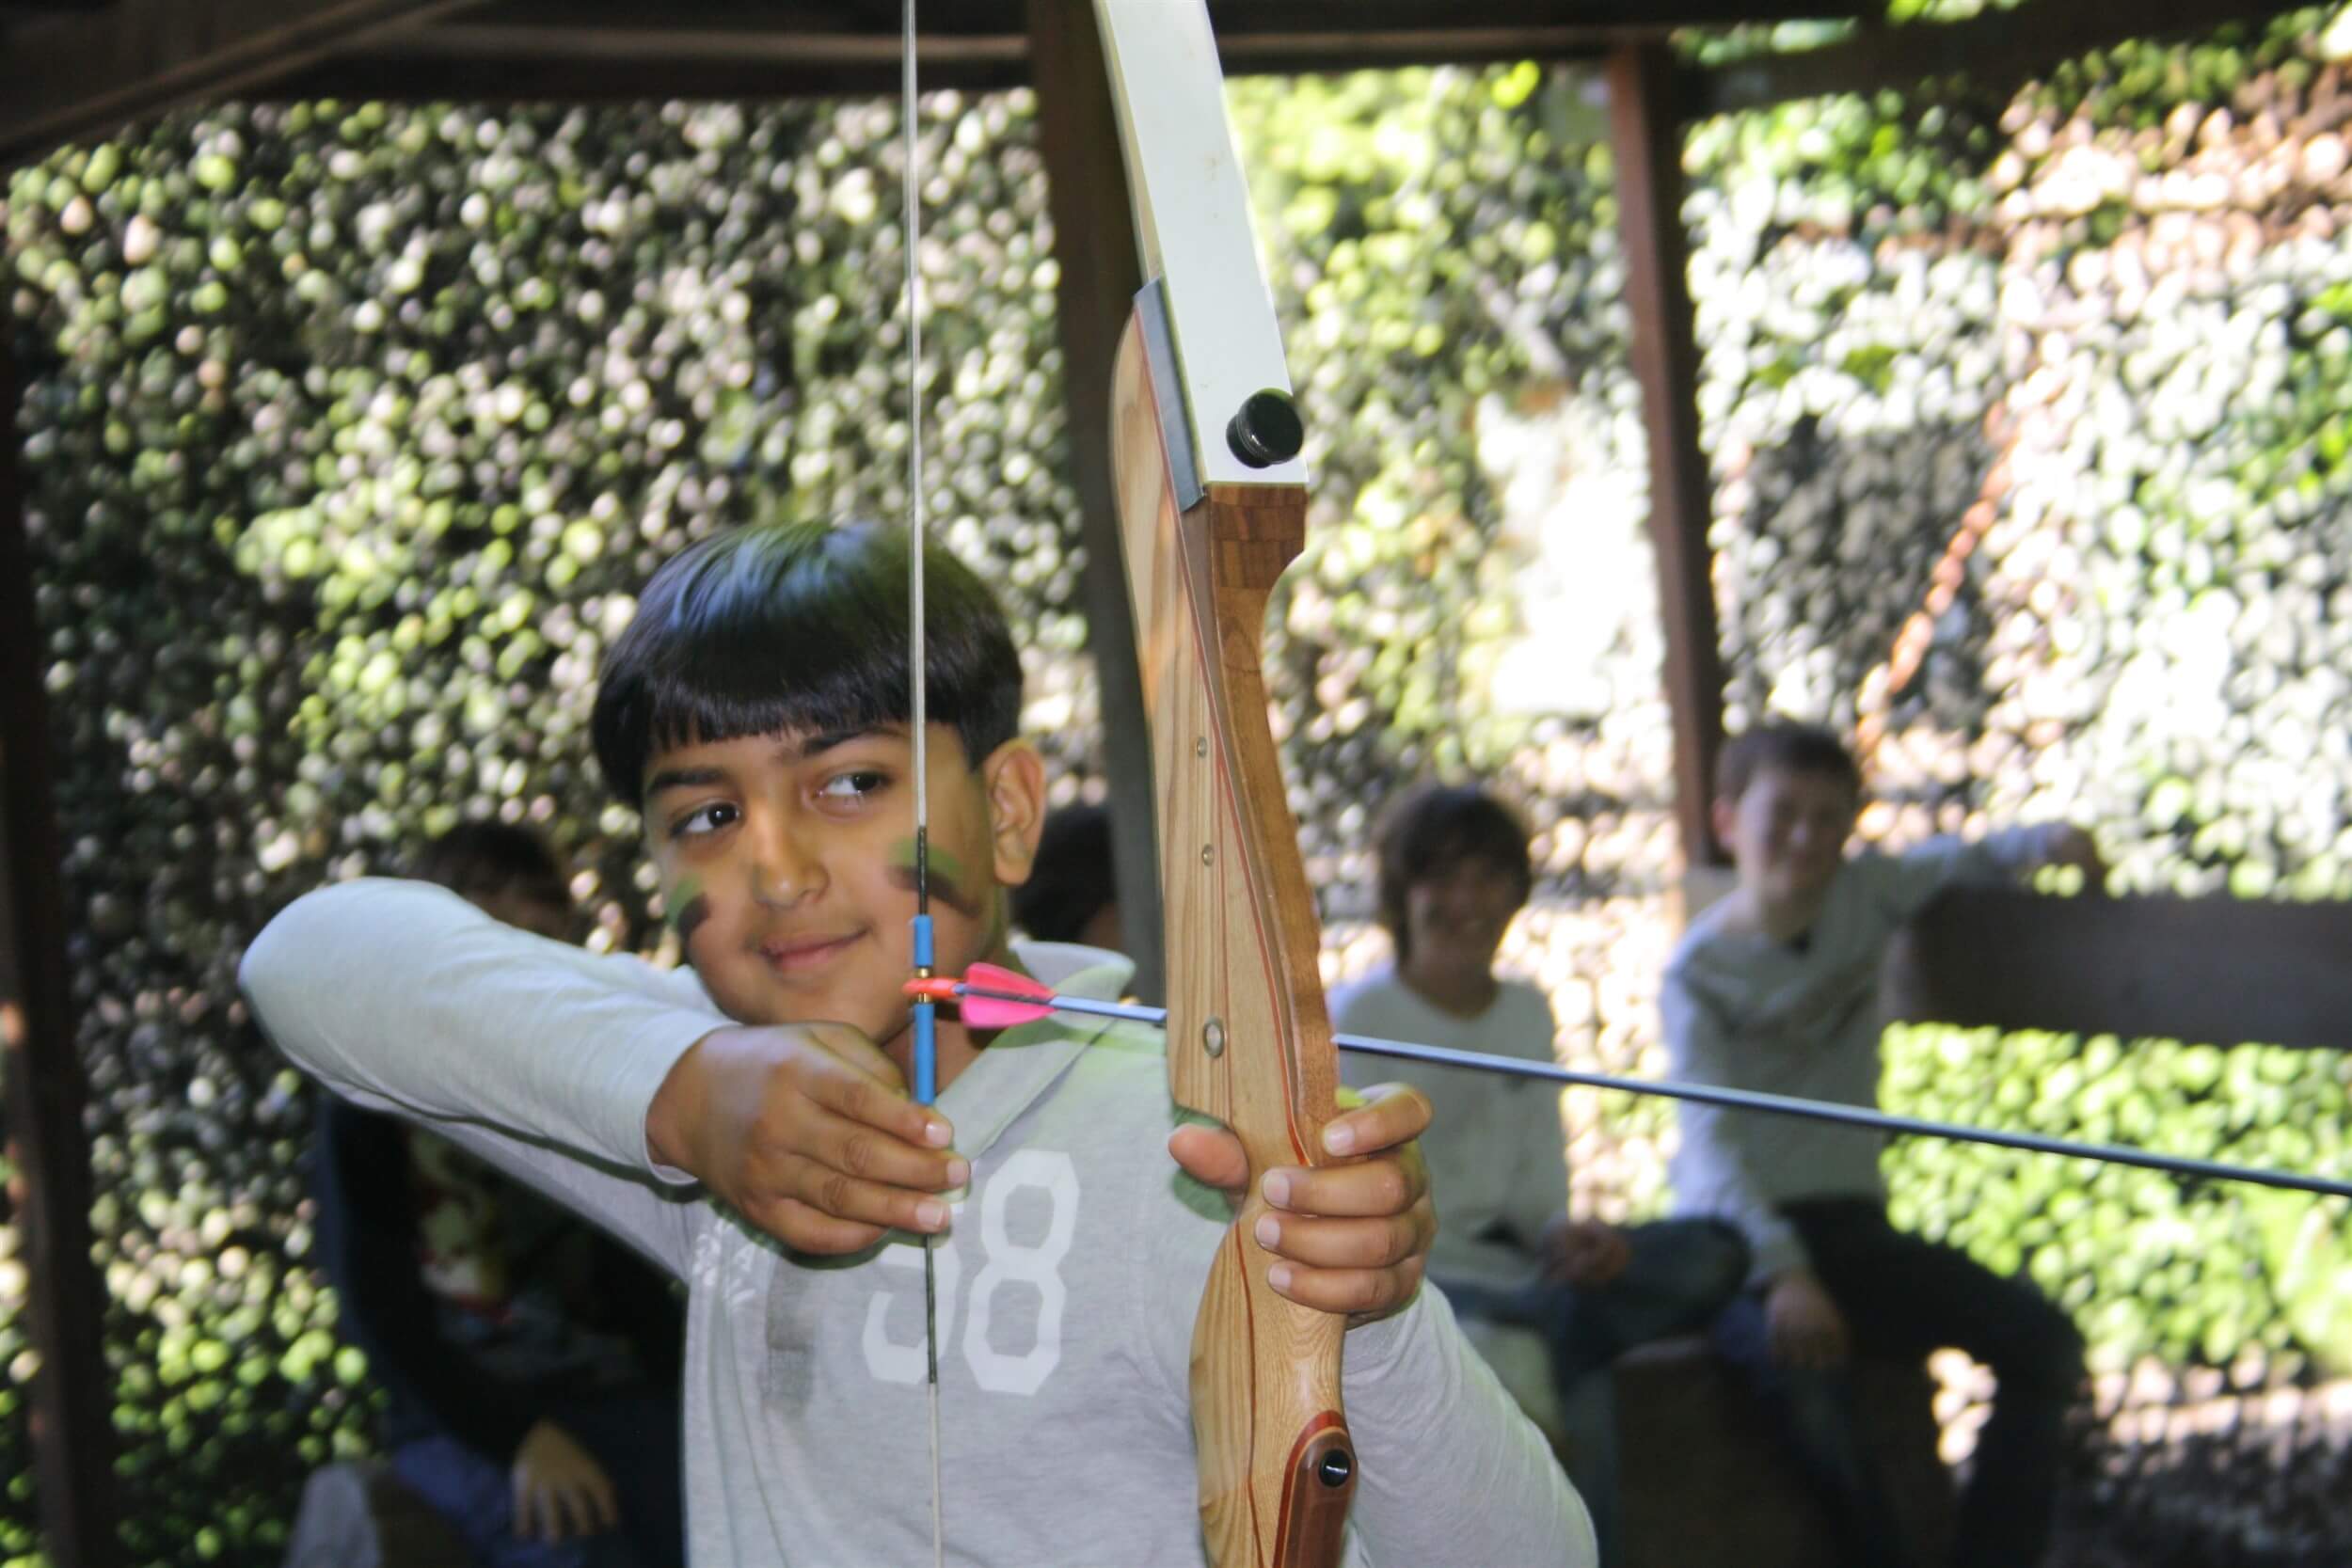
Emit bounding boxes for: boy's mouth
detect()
[758,929,866,976]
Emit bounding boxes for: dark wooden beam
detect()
[0,0,482,167]
[0,337,122,1566]
[1025,0,1165,1005]
[266,24,1033,103]
[1695,0,2312,119]
[1887,887,2352,1053]
[424,0,1873,44]
[1606,42,1728,868]
[263,0,1879,105]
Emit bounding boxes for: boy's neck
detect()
[1395,956,1501,1020]
[1742,882,1828,945]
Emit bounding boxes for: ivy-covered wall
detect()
[5,7,2352,1562]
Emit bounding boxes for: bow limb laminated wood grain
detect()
[1089,4,1355,1563]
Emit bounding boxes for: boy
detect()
[310,822,685,1567]
[1330,784,1746,1565]
[1009,801,1124,956]
[1664,721,2094,1568]
[244,520,1589,1566]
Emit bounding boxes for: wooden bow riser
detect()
[1110,309,1357,1568]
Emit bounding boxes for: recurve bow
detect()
[1088,4,1358,1564]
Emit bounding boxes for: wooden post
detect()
[0,331,122,1564]
[1025,0,1166,1002]
[1606,41,1727,868]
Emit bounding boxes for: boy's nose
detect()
[748,825,823,906]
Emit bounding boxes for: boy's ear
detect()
[1709,794,1740,849]
[978,739,1048,888]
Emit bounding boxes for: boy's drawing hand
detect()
[646,1022,967,1254]
[1765,1270,1850,1370]
[1540,1216,1632,1287]
[512,1418,618,1543]
[1167,1082,1435,1325]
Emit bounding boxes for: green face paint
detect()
[663,874,712,945]
[887,836,984,919]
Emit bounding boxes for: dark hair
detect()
[1714,721,1861,804]
[1011,803,1117,943]
[592,520,1023,804]
[407,821,570,909]
[1374,784,1533,962]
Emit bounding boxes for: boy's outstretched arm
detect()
[1341,1285,1597,1564]
[240,879,957,1269]
[1874,820,2106,918]
[244,881,705,1272]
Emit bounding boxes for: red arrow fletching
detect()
[953,961,1059,1029]
[902,962,1062,1029]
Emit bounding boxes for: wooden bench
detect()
[1466,1322,1955,1568]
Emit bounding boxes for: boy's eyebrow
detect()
[643,765,730,799]
[792,725,903,758]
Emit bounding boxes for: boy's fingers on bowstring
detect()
[790,1020,958,1152]
[775,1091,968,1198]
[741,1148,961,1248]
[744,1195,891,1257]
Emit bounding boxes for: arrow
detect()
[905,965,2352,1203]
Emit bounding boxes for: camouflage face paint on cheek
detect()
[887,836,984,919]
[664,873,712,946]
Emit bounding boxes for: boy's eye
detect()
[818,770,889,801]
[669,801,739,839]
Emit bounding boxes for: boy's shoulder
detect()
[1666,883,1755,978]
[1670,849,1904,967]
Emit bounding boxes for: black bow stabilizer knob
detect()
[1226,389,1304,468]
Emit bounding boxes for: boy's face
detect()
[640,722,1044,1049]
[1403,858,1525,982]
[1713,764,1858,910]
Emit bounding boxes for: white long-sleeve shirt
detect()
[243,879,1593,1567]
[1663,828,2074,1282]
